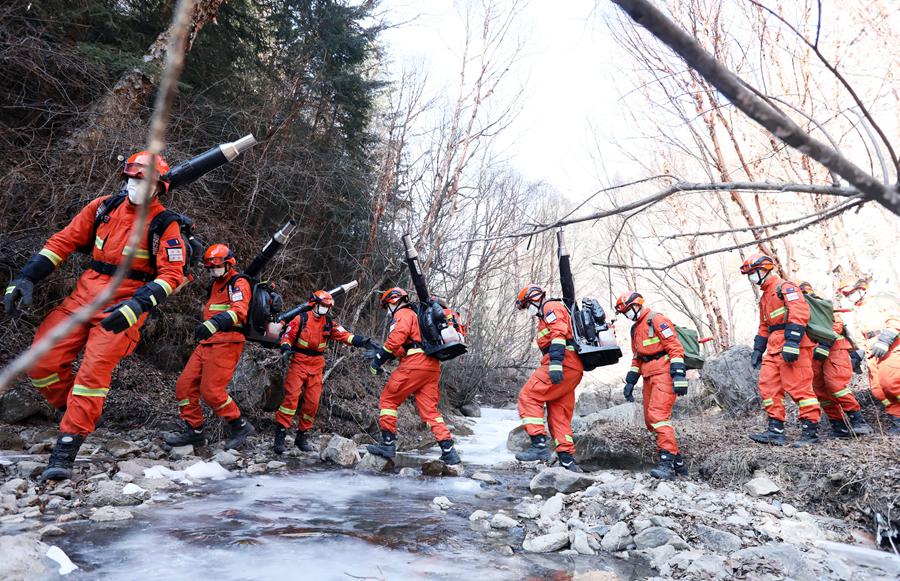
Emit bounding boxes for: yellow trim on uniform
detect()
[123,246,150,259]
[380,408,398,417]
[209,304,231,311]
[769,306,786,319]
[302,413,314,422]
[202,320,217,335]
[882,399,891,407]
[548,363,563,372]
[177,398,190,407]
[227,311,239,325]
[630,366,640,373]
[650,419,671,430]
[564,434,573,443]
[762,398,774,407]
[318,342,327,349]
[95,236,104,250]
[521,417,545,425]
[153,278,173,296]
[39,248,63,266]
[782,345,800,354]
[214,396,234,411]
[797,397,819,408]
[832,387,852,398]
[550,337,566,345]
[642,337,660,346]
[406,348,425,355]
[298,339,309,347]
[670,357,684,364]
[5,286,14,295]
[536,328,550,338]
[72,384,109,398]
[120,305,138,327]
[278,405,296,416]
[30,373,60,389]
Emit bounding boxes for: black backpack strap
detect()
[80,192,126,254]
[324,314,333,337]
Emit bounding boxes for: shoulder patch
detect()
[785,290,800,302]
[544,310,557,323]
[229,289,244,302]
[165,247,184,263]
[661,327,674,339]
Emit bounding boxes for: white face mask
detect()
[748,271,767,285]
[208,266,226,278]
[315,305,330,316]
[624,306,639,321]
[527,303,540,317]
[847,289,865,304]
[125,178,156,205]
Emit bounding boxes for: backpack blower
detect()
[557,229,622,370]
[402,234,467,361]
[276,280,359,323]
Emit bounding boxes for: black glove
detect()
[280,343,293,363]
[194,312,235,341]
[4,278,34,317]
[871,329,899,359]
[849,349,864,374]
[813,342,831,361]
[351,335,376,350]
[549,365,563,384]
[624,369,640,402]
[100,298,144,334]
[781,323,805,364]
[670,360,688,396]
[370,348,395,376]
[751,335,767,369]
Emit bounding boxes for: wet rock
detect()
[15,461,44,480]
[88,481,142,507]
[498,545,514,556]
[432,496,453,510]
[699,345,761,414]
[105,438,141,458]
[56,513,81,523]
[90,506,134,522]
[38,525,65,539]
[506,425,531,452]
[357,453,393,473]
[266,461,287,471]
[121,483,148,498]
[398,467,418,478]
[601,521,632,551]
[0,534,51,579]
[459,403,481,417]
[0,387,46,423]
[685,554,729,577]
[571,402,643,433]
[515,501,541,519]
[573,428,644,469]
[246,463,267,475]
[212,451,238,468]
[695,524,742,553]
[731,543,814,581]
[570,529,595,555]
[469,510,490,521]
[46,545,78,575]
[88,473,110,482]
[523,532,569,553]
[491,513,520,529]
[633,527,689,550]
[470,472,499,484]
[584,499,633,523]
[116,458,161,478]
[540,494,564,520]
[169,444,195,459]
[421,460,463,477]
[112,472,134,483]
[744,476,780,497]
[320,435,360,467]
[0,431,26,450]
[1,478,27,495]
[529,467,593,495]
[781,503,797,517]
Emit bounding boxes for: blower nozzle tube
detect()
[401,234,430,302]
[277,280,359,322]
[162,133,257,189]
[557,228,576,309]
[244,219,296,280]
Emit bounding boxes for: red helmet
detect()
[739,253,776,275]
[308,290,335,308]
[123,151,171,193]
[515,284,546,310]
[203,243,235,268]
[838,277,868,296]
[615,291,644,314]
[798,281,814,294]
[380,287,409,309]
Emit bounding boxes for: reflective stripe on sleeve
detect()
[670,357,684,364]
[152,278,173,296]
[406,348,425,355]
[120,305,138,327]
[202,321,217,335]
[227,311,239,325]
[548,364,563,372]
[550,338,566,345]
[39,248,63,266]
[123,246,151,259]
[536,328,550,338]
[302,413,314,422]
[782,345,800,355]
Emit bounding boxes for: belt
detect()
[638,351,667,362]
[768,324,786,332]
[292,347,325,357]
[88,260,155,283]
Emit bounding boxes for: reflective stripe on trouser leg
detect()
[645,373,678,454]
[413,373,452,442]
[28,305,88,410]
[199,342,243,421]
[297,370,324,431]
[518,370,550,438]
[175,346,205,428]
[781,348,820,422]
[758,354,786,421]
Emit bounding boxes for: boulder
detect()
[398,467,418,478]
[600,521,632,551]
[490,513,520,529]
[572,402,643,433]
[699,345,761,414]
[731,543,814,581]
[529,467,593,495]
[432,496,453,510]
[105,438,141,458]
[459,403,481,417]
[575,387,614,416]
[470,472,499,484]
[0,431,26,450]
[523,532,569,553]
[633,527,689,550]
[695,524,742,553]
[89,506,134,522]
[116,458,161,478]
[573,427,645,469]
[421,460,463,477]
[540,494,564,520]
[570,529,595,555]
[211,451,238,468]
[320,435,360,467]
[506,425,531,452]
[88,481,142,507]
[358,453,393,473]
[515,501,541,519]
[169,445,194,459]
[0,478,27,495]
[15,461,44,480]
[745,476,780,497]
[685,554,729,578]
[266,461,287,471]
[0,535,51,579]
[469,510,490,522]
[0,387,46,423]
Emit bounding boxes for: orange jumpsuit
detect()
[377,305,450,441]
[175,270,251,427]
[518,301,584,454]
[756,276,820,423]
[811,314,860,421]
[629,308,685,454]
[277,312,359,430]
[855,297,900,419]
[27,196,184,436]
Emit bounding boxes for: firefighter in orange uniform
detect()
[797,282,871,438]
[513,284,585,473]
[164,244,255,450]
[366,287,461,465]
[839,279,900,435]
[275,290,376,454]
[615,292,688,480]
[741,254,821,446]
[4,152,185,480]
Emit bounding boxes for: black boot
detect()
[273,426,287,455]
[40,434,84,482]
[438,440,461,465]
[673,453,688,477]
[366,430,397,458]
[749,418,785,445]
[515,434,552,462]
[649,450,675,480]
[794,419,820,446]
[163,423,206,447]
[846,410,872,435]
[295,430,314,453]
[224,417,255,450]
[829,418,851,438]
[557,451,583,473]
[886,415,900,436]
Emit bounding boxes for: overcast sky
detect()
[379,0,636,202]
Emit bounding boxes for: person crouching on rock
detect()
[614,291,688,481]
[165,244,255,451]
[366,287,462,467]
[274,290,377,454]
[513,284,584,473]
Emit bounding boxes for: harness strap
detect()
[88,260,155,282]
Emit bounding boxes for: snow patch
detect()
[46,546,78,575]
[143,461,232,484]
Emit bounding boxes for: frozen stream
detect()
[52,409,637,580]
